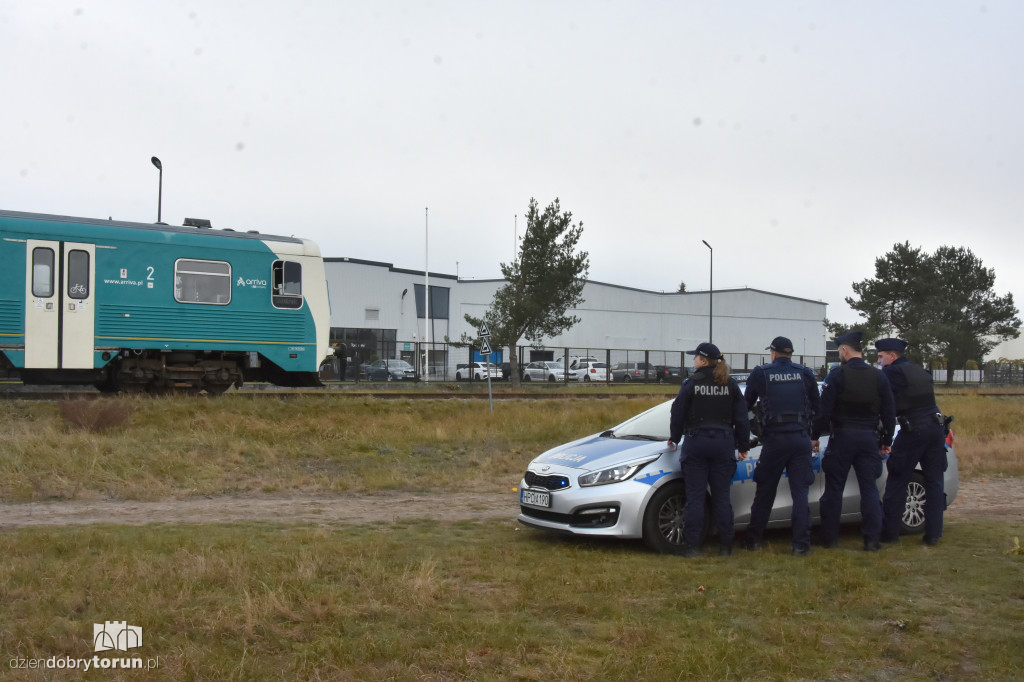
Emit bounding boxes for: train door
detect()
[24,240,96,369]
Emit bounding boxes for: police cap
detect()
[834,330,863,350]
[686,342,722,359]
[875,337,907,353]
[767,336,794,352]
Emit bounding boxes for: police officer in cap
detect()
[813,331,896,550]
[743,336,821,556]
[668,342,750,557]
[876,338,948,546]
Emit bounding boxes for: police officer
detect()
[743,336,821,556]
[876,338,947,546]
[668,342,750,558]
[813,331,895,550]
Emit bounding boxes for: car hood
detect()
[531,434,667,470]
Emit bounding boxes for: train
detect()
[0,209,332,393]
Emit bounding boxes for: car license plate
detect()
[520,488,551,508]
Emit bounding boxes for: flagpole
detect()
[424,207,430,382]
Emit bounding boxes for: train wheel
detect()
[203,382,233,396]
[94,378,120,394]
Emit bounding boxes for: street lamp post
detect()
[151,156,163,224]
[702,239,713,343]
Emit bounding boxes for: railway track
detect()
[3,382,1022,400]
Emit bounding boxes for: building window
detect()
[272,260,303,309]
[67,249,90,299]
[31,247,55,298]
[365,308,380,321]
[414,284,449,319]
[174,259,231,305]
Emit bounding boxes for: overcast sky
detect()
[3,1,1022,355]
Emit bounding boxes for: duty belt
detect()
[897,412,943,433]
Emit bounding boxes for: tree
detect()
[678,281,687,293]
[846,242,1020,384]
[463,198,590,387]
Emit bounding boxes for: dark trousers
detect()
[819,428,884,543]
[682,431,738,548]
[881,422,947,541]
[746,430,814,551]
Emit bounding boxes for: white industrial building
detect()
[324,257,829,378]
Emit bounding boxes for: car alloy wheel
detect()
[900,473,928,534]
[642,484,687,553]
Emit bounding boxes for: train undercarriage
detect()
[15,349,321,394]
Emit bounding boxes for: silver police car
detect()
[517,397,959,552]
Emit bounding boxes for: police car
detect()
[516,397,959,552]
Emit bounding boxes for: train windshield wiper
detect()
[599,430,616,438]
[618,434,662,441]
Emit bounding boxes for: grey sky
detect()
[3,1,1021,354]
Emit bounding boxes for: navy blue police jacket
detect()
[881,356,940,423]
[812,357,896,445]
[669,366,750,449]
[744,357,821,433]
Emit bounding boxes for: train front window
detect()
[31,247,55,298]
[67,249,90,299]
[174,259,231,305]
[272,260,303,309]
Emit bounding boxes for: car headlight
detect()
[578,458,657,487]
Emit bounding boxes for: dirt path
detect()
[0,491,516,528]
[0,478,1020,529]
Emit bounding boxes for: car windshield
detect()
[544,361,562,369]
[386,360,412,369]
[609,399,673,441]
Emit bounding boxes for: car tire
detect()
[623,374,632,382]
[642,482,706,553]
[475,373,482,380]
[900,472,928,535]
[547,375,556,383]
[523,374,531,382]
[456,372,464,381]
[583,375,591,383]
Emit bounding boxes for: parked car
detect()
[559,356,600,372]
[455,362,501,381]
[653,365,683,383]
[365,359,418,381]
[576,361,608,383]
[610,361,657,382]
[517,397,960,553]
[522,360,577,382]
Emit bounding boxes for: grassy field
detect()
[1,391,1021,502]
[2,518,1022,680]
[1,392,1022,679]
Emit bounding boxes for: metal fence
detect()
[320,341,828,383]
[981,362,1024,385]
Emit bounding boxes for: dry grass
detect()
[0,392,1019,502]
[936,394,1024,476]
[1,519,1021,680]
[58,398,133,433]
[0,396,663,502]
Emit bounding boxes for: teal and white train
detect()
[0,209,331,393]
